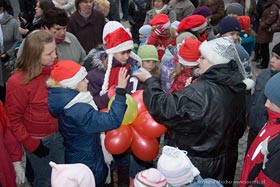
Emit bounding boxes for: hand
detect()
[155,24,165,35]
[33,140,50,158]
[132,67,152,82]
[19,27,29,35]
[13,161,26,186]
[117,67,130,89]
[108,85,116,98]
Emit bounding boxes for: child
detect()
[134,168,167,187]
[169,38,201,93]
[86,21,143,186]
[137,45,160,78]
[147,14,176,61]
[157,146,223,187]
[47,60,129,186]
[50,161,95,187]
[138,25,152,49]
[240,72,280,186]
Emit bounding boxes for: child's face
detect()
[265,99,280,113]
[142,60,156,72]
[114,50,131,64]
[270,52,280,71]
[76,78,89,92]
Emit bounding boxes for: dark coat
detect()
[142,60,246,180]
[67,10,105,53]
[256,0,280,43]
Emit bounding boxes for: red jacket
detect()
[5,66,58,153]
[239,109,280,187]
[0,101,23,187]
[147,32,176,61]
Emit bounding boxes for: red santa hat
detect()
[237,16,250,34]
[149,14,171,29]
[101,21,134,95]
[50,60,87,89]
[178,38,201,66]
[177,15,207,33]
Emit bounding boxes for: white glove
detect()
[13,161,26,186]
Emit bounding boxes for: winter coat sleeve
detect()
[5,78,40,153]
[259,4,279,30]
[67,94,127,133]
[142,77,207,128]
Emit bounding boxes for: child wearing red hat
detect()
[47,60,129,186]
[86,21,144,186]
[147,14,176,61]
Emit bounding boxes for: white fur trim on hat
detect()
[199,40,229,65]
[191,21,207,32]
[178,55,198,66]
[59,66,87,89]
[106,40,134,54]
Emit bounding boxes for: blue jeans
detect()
[25,132,65,187]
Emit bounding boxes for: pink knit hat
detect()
[49,161,95,187]
[134,168,168,187]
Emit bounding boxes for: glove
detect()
[33,140,50,158]
[13,161,26,186]
[155,24,165,35]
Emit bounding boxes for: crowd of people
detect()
[0,0,280,186]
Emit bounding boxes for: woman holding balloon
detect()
[47,60,129,186]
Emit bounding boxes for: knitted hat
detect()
[237,16,250,34]
[137,45,159,62]
[176,32,197,45]
[199,37,237,65]
[178,38,201,66]
[101,21,134,95]
[192,6,212,18]
[49,161,95,187]
[219,16,241,35]
[272,42,280,56]
[264,72,280,108]
[134,168,168,187]
[149,14,171,29]
[139,25,152,38]
[157,146,200,187]
[177,15,207,33]
[226,3,243,16]
[50,60,87,89]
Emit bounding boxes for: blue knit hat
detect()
[265,72,280,108]
[139,25,152,38]
[219,16,241,35]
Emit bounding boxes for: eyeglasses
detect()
[120,49,132,55]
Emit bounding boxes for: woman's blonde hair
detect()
[16,30,55,84]
[46,77,63,88]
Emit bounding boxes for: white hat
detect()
[134,168,168,187]
[157,146,200,187]
[100,21,134,96]
[199,37,237,65]
[49,161,95,187]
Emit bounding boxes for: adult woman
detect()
[143,0,176,25]
[0,0,22,103]
[5,30,64,187]
[19,0,55,36]
[67,0,106,53]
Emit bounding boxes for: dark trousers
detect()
[120,0,128,20]
[0,85,6,104]
[254,43,270,68]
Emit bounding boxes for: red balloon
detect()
[105,125,132,154]
[130,127,159,161]
[132,111,167,138]
[131,90,147,114]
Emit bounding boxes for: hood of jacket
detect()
[48,88,79,116]
[0,11,13,25]
[198,60,246,93]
